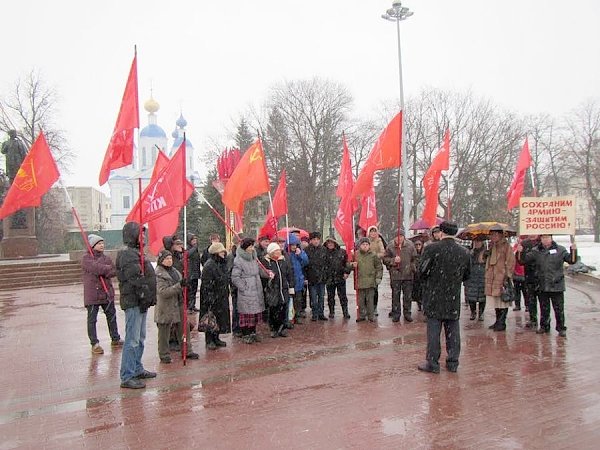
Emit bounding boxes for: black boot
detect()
[469,303,477,320]
[341,303,350,319]
[489,309,501,329]
[214,334,227,347]
[478,302,485,321]
[328,300,335,318]
[205,331,217,350]
[494,308,508,331]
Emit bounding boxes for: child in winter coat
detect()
[351,237,383,322]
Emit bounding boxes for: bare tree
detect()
[0,70,73,250]
[563,99,600,241]
[261,78,353,231]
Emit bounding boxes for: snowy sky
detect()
[2,0,599,190]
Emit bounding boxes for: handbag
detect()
[198,310,219,333]
[501,278,515,303]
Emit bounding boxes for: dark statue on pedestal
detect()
[1,130,28,229]
[1,130,38,257]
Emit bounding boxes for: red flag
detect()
[126,142,192,223]
[358,183,378,231]
[334,136,358,254]
[0,132,60,220]
[352,112,402,198]
[222,139,271,215]
[99,53,139,185]
[259,170,288,239]
[421,130,450,227]
[507,138,533,210]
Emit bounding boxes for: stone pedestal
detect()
[1,208,38,258]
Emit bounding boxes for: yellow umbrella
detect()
[457,222,517,240]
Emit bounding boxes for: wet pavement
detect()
[1,274,600,449]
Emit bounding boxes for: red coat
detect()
[82,250,116,306]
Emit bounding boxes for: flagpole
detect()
[138,178,144,275]
[529,167,537,197]
[352,215,359,319]
[182,135,188,365]
[198,191,270,274]
[60,182,109,294]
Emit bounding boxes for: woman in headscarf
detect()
[261,242,294,338]
[231,238,266,344]
[199,242,231,350]
[154,250,198,363]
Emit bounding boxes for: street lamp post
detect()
[382,1,413,235]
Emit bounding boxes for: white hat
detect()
[267,242,281,255]
[88,234,104,249]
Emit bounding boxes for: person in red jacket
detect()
[81,234,122,355]
[512,238,526,312]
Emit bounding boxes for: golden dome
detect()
[144,97,160,113]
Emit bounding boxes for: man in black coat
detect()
[116,222,157,389]
[323,236,352,319]
[518,234,577,337]
[519,235,540,329]
[305,231,328,321]
[186,233,201,312]
[417,221,470,374]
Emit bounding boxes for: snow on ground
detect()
[554,235,600,278]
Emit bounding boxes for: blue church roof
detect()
[171,136,193,149]
[140,124,167,138]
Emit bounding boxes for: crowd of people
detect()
[79,220,578,389]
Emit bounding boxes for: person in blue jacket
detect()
[286,234,309,324]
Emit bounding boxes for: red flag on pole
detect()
[99,52,139,185]
[258,170,288,238]
[0,132,60,219]
[507,138,533,210]
[421,130,450,227]
[334,135,358,254]
[126,142,192,224]
[222,139,271,215]
[352,112,402,198]
[358,183,378,231]
[142,152,181,255]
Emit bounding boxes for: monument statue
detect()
[1,130,28,183]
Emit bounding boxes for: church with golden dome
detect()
[107,95,199,230]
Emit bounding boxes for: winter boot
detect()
[205,332,217,350]
[489,309,501,329]
[494,308,508,331]
[328,299,335,318]
[469,303,477,320]
[341,303,350,319]
[214,334,227,347]
[478,302,486,321]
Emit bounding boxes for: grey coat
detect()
[231,249,265,315]
[154,264,183,324]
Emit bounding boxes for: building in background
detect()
[107,95,199,230]
[53,186,111,231]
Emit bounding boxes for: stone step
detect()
[0,260,83,291]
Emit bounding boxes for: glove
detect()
[179,278,188,287]
[288,288,295,295]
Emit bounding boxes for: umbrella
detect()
[410,217,444,231]
[277,227,309,240]
[457,222,517,240]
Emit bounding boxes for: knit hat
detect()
[439,221,459,236]
[396,228,405,236]
[431,226,441,233]
[358,237,370,246]
[157,250,172,265]
[88,234,104,249]
[267,242,281,255]
[240,238,255,250]
[209,242,226,254]
[309,231,321,240]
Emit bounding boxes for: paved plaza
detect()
[1,274,599,449]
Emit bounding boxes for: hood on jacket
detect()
[123,222,141,248]
[324,236,340,250]
[285,233,300,251]
[367,226,378,235]
[162,235,174,250]
[187,233,198,247]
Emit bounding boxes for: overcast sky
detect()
[2,0,599,190]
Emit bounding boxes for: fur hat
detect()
[358,237,370,246]
[209,242,226,254]
[324,236,338,245]
[267,242,281,255]
[439,221,459,236]
[157,249,172,265]
[309,231,321,240]
[88,234,104,249]
[240,238,255,250]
